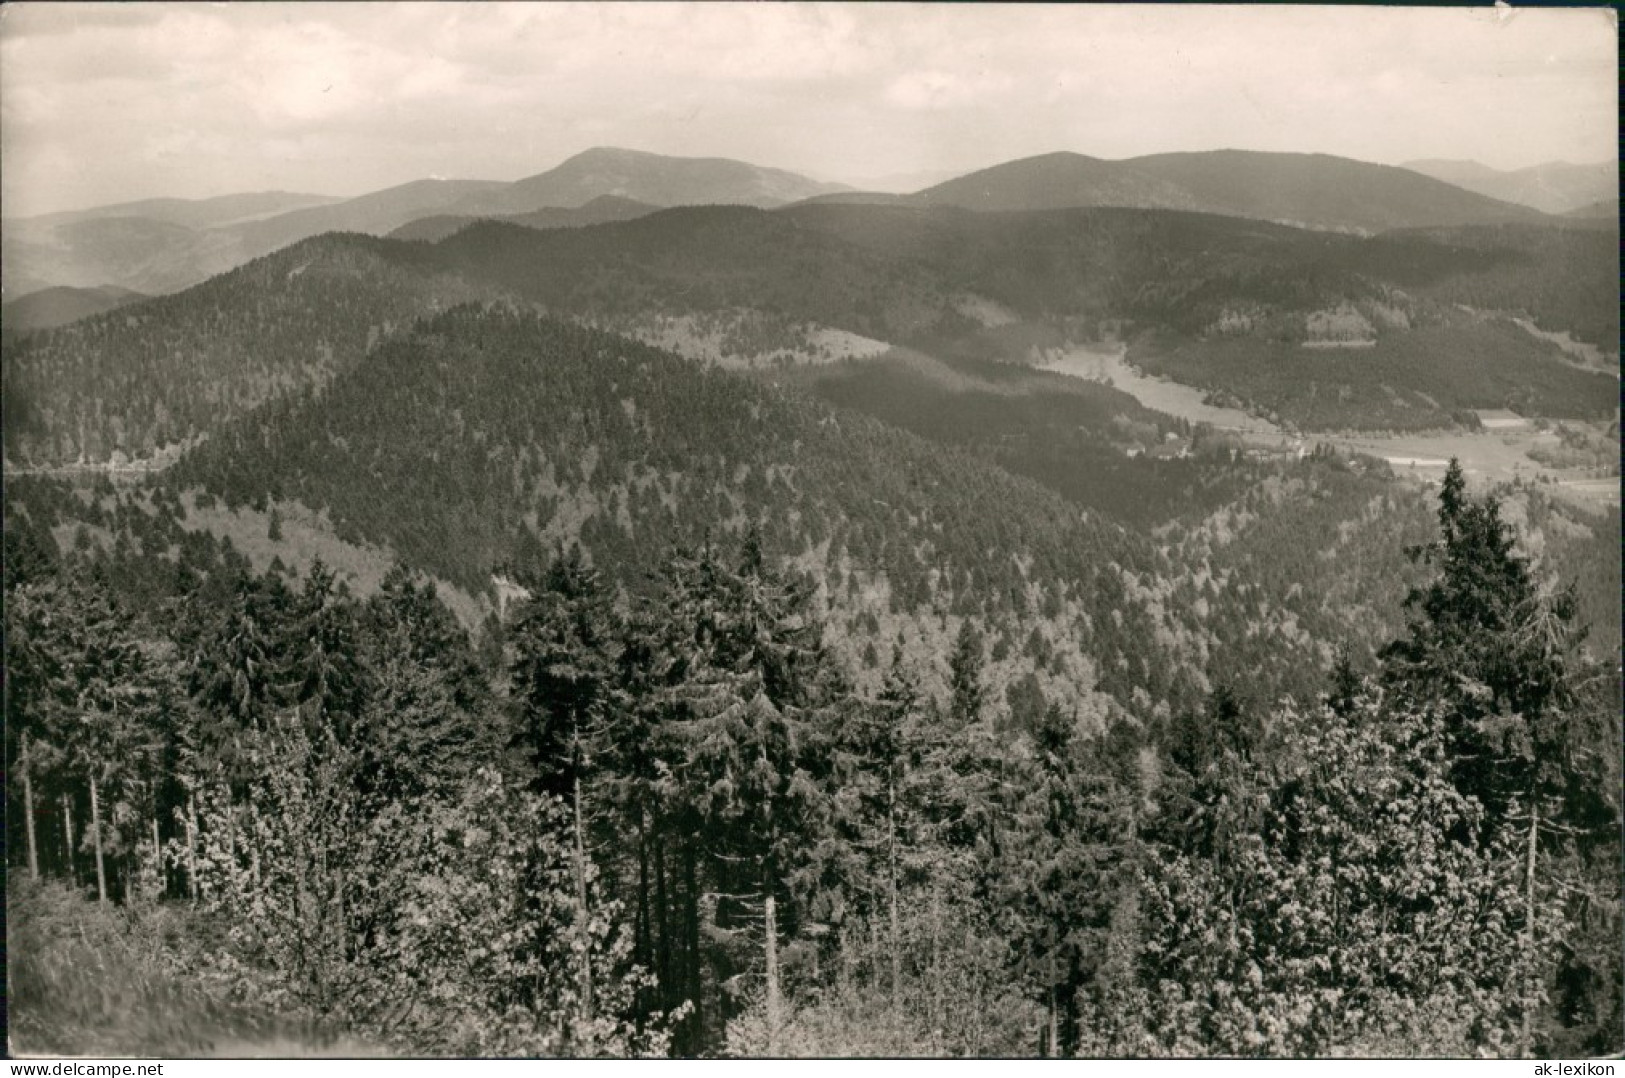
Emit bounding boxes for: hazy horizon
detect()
[2,2,1617,218]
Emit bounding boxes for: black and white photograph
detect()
[2,1,1620,1063]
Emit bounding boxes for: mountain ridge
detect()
[1,284,150,338]
[904,149,1545,233]
[1401,157,1617,216]
[4,146,1564,299]
[7,199,1614,472]
[3,190,344,230]
[441,146,853,215]
[386,194,662,243]
[0,148,851,297]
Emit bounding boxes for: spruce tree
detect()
[1381,458,1588,819]
[948,620,985,728]
[507,544,621,1034]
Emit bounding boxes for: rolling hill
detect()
[0,181,499,297]
[908,149,1545,233]
[225,177,511,256]
[8,200,1616,471]
[387,194,661,243]
[1,148,1564,301]
[1,234,496,466]
[1,149,850,297]
[1,214,238,298]
[1564,198,1619,222]
[7,130,1620,1063]
[909,151,1195,214]
[165,304,1444,716]
[439,146,851,216]
[2,284,149,338]
[0,191,346,298]
[1402,158,1617,216]
[5,190,343,231]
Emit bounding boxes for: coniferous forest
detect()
[4,236,1622,1060]
[3,12,1621,1055]
[5,440,1620,1056]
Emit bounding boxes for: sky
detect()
[1,2,1617,217]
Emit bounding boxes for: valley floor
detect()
[1042,342,1619,510]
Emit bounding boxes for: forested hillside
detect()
[5,262,1620,1062]
[437,205,1618,430]
[8,205,1614,470]
[439,146,850,216]
[5,2,1619,1059]
[162,305,1521,719]
[2,235,492,466]
[1131,319,1615,433]
[1401,158,1617,216]
[5,188,1618,1062]
[1356,223,1621,354]
[165,307,1185,720]
[7,451,1619,1057]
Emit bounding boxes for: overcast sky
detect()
[1,2,1616,217]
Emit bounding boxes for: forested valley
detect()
[4,202,1620,1059]
[5,205,1616,469]
[5,307,1621,1059]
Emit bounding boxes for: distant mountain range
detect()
[1,190,347,297]
[1,284,149,338]
[0,146,1591,304]
[437,146,851,216]
[1564,198,1619,222]
[0,149,849,298]
[0,179,505,297]
[12,190,344,231]
[1401,158,1617,216]
[226,178,510,257]
[862,150,1545,234]
[387,194,661,243]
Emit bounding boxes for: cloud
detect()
[1,2,1616,216]
[884,70,1014,112]
[0,2,166,40]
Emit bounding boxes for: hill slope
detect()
[5,190,343,231]
[1563,198,1619,222]
[226,178,510,255]
[2,285,149,337]
[8,201,1614,469]
[0,182,500,298]
[1,192,346,298]
[387,195,660,242]
[912,149,1544,233]
[444,146,851,215]
[168,304,1438,717]
[1,150,847,296]
[1402,158,1617,216]
[2,235,494,466]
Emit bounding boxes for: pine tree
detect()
[823,651,923,1027]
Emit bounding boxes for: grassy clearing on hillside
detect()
[177,492,491,629]
[6,879,374,1058]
